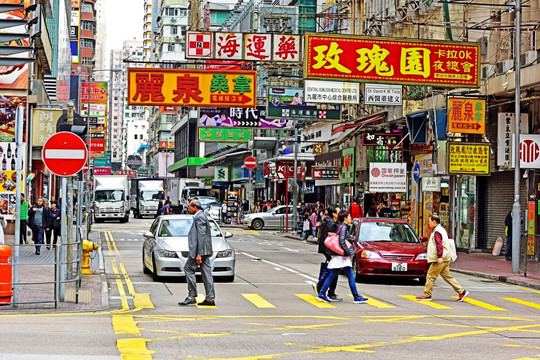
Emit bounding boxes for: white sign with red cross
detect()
[42,132,88,176]
[186,31,213,58]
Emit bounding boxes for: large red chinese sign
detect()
[128,69,257,108]
[305,34,480,88]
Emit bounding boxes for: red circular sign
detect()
[244,156,257,170]
[82,162,90,174]
[42,132,88,176]
[520,139,540,163]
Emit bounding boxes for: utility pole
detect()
[292,125,300,232]
[512,0,522,274]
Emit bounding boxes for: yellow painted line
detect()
[112,315,141,335]
[116,338,154,360]
[104,231,112,253]
[295,294,336,308]
[347,295,396,309]
[112,261,129,311]
[242,294,276,309]
[451,296,508,311]
[120,263,136,296]
[134,293,155,310]
[108,231,120,256]
[502,297,540,310]
[399,295,453,310]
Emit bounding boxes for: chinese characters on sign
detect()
[128,69,257,108]
[198,107,294,129]
[198,128,252,142]
[364,84,403,106]
[497,113,529,167]
[447,97,486,134]
[304,80,360,104]
[305,34,480,87]
[186,31,301,62]
[32,109,63,147]
[267,88,341,121]
[421,177,442,192]
[369,162,407,192]
[448,143,490,175]
[362,133,403,147]
[313,168,340,180]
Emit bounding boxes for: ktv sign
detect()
[512,134,540,169]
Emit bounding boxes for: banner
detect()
[128,68,257,108]
[305,34,480,87]
[369,162,407,192]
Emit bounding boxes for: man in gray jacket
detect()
[178,199,216,306]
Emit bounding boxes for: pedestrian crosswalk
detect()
[184,293,540,312]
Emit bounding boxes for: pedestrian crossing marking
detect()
[242,294,276,308]
[502,298,540,310]
[400,295,453,309]
[295,294,336,308]
[450,296,508,311]
[195,295,216,309]
[346,295,396,309]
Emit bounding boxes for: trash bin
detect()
[0,245,12,304]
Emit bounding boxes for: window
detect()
[167,44,175,52]
[134,134,138,139]
[170,26,178,35]
[81,21,94,31]
[81,3,93,12]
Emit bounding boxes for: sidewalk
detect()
[278,231,540,291]
[0,231,106,313]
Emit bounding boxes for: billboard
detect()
[304,80,360,104]
[128,68,257,108]
[364,84,402,106]
[305,34,481,87]
[267,88,341,120]
[70,7,80,63]
[369,162,407,193]
[199,106,294,129]
[32,109,63,147]
[0,96,26,142]
[447,97,486,135]
[448,143,490,175]
[0,142,26,220]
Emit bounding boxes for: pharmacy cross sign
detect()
[42,132,88,176]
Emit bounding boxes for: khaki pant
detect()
[423,261,463,297]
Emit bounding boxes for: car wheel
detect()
[352,257,365,282]
[151,254,160,282]
[251,219,264,230]
[142,253,150,274]
[418,277,427,285]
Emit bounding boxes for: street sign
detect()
[244,156,257,170]
[82,162,89,174]
[42,132,88,176]
[413,162,420,182]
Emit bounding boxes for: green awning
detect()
[168,157,212,172]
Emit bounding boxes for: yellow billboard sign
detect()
[127,68,257,108]
[447,97,486,135]
[448,143,490,175]
[32,109,63,146]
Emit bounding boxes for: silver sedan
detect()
[142,214,235,282]
[241,205,297,230]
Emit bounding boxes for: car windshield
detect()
[158,218,222,237]
[95,190,123,202]
[358,222,419,243]
[199,198,217,206]
[188,188,211,198]
[141,190,164,201]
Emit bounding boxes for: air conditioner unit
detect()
[496,59,513,75]
[521,50,539,67]
[171,17,177,22]
[481,64,496,79]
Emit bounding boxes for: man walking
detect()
[417,214,469,302]
[28,197,51,255]
[179,199,216,306]
[312,205,342,302]
[505,210,512,261]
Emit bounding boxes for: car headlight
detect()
[416,252,428,260]
[360,250,382,259]
[157,249,178,258]
[216,249,234,258]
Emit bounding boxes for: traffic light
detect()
[56,113,88,139]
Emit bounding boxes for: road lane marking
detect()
[450,296,508,311]
[108,231,120,255]
[502,298,540,310]
[399,295,453,309]
[112,315,141,335]
[346,295,396,309]
[116,338,154,359]
[240,251,318,282]
[295,294,336,308]
[242,294,276,308]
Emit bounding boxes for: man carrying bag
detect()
[312,205,342,302]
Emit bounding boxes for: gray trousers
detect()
[184,256,215,301]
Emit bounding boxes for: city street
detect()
[2,217,540,359]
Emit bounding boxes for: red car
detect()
[350,218,429,284]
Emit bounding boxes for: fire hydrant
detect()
[82,240,99,275]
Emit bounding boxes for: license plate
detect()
[391,262,407,272]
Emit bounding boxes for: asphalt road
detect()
[2,216,540,359]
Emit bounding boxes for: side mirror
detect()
[143,231,154,239]
[224,232,233,238]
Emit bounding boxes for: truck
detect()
[131,178,166,218]
[166,178,215,213]
[93,175,131,223]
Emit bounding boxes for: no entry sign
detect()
[42,132,88,176]
[244,156,257,170]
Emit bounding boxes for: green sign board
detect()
[198,128,252,142]
[93,151,111,167]
[342,147,355,184]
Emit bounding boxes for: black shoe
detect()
[24,240,28,244]
[35,251,40,255]
[328,294,343,302]
[197,299,215,306]
[47,246,51,250]
[178,297,196,306]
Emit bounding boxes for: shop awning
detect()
[331,112,387,135]
[406,111,429,144]
[200,150,251,169]
[258,153,315,164]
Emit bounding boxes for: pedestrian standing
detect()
[28,197,51,255]
[49,200,61,249]
[11,193,29,244]
[221,201,228,222]
[505,210,513,261]
[312,205,342,302]
[0,212,7,244]
[302,208,313,242]
[162,200,172,215]
[317,210,368,304]
[241,199,250,215]
[43,198,52,247]
[178,199,215,306]
[348,197,363,219]
[310,208,318,238]
[416,214,469,302]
